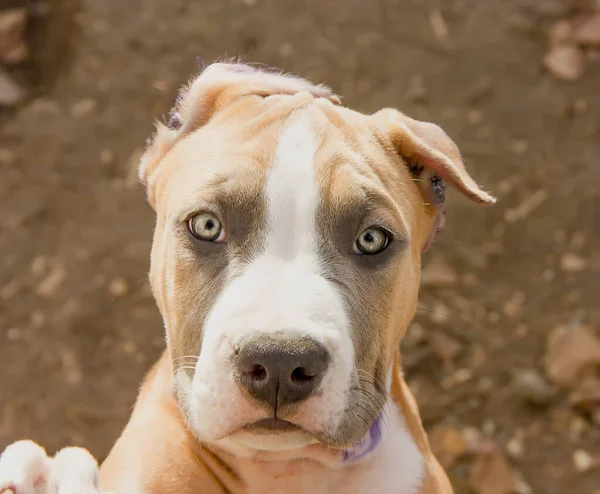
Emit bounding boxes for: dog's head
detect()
[139,62,494,453]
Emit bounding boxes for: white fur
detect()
[0,441,102,494]
[187,116,355,450]
[338,402,424,494]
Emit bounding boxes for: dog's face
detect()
[139,63,494,452]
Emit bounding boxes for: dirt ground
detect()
[1,0,599,492]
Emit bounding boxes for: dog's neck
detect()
[201,401,424,494]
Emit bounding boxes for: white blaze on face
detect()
[187,114,355,447]
[266,114,320,261]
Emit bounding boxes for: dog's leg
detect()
[0,440,104,494]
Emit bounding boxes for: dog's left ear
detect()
[138,62,340,208]
[372,109,495,250]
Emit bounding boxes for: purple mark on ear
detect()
[342,416,383,462]
[196,57,206,72]
[167,112,183,130]
[226,63,257,74]
[430,175,445,205]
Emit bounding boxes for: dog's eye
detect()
[188,213,224,242]
[354,227,390,255]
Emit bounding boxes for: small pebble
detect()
[511,140,528,154]
[482,419,496,436]
[123,341,137,355]
[100,149,115,166]
[0,68,26,106]
[108,277,129,297]
[6,327,20,341]
[573,449,595,473]
[430,301,450,324]
[279,42,294,58]
[70,98,97,119]
[152,80,169,93]
[0,148,15,165]
[502,292,525,318]
[506,435,525,459]
[560,253,587,272]
[36,263,66,297]
[543,44,585,81]
[542,269,556,282]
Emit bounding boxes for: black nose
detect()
[233,332,330,410]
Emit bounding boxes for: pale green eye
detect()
[355,227,390,255]
[188,213,223,242]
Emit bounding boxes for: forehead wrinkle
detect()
[317,149,411,236]
[162,117,286,222]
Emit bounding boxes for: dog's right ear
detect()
[138,62,340,208]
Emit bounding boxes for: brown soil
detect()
[1,0,599,492]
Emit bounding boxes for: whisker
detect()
[354,402,377,425]
[172,355,199,362]
[356,369,387,393]
[174,369,193,393]
[174,365,197,372]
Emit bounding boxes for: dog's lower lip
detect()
[249,418,300,431]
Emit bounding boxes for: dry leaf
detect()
[572,13,600,47]
[569,374,600,422]
[421,256,459,287]
[36,261,66,297]
[469,446,518,494]
[0,8,29,64]
[543,44,585,81]
[504,190,548,223]
[70,98,97,119]
[428,425,468,468]
[544,325,600,388]
[513,368,558,407]
[429,9,448,41]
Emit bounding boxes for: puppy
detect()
[0,62,494,494]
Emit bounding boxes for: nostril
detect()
[247,364,267,382]
[290,367,314,384]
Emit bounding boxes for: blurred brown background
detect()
[1,0,599,492]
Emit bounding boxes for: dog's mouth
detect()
[244,418,302,433]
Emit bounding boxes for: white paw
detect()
[0,440,102,494]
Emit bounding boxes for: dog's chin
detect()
[227,419,318,451]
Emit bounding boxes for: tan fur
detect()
[96,63,494,493]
